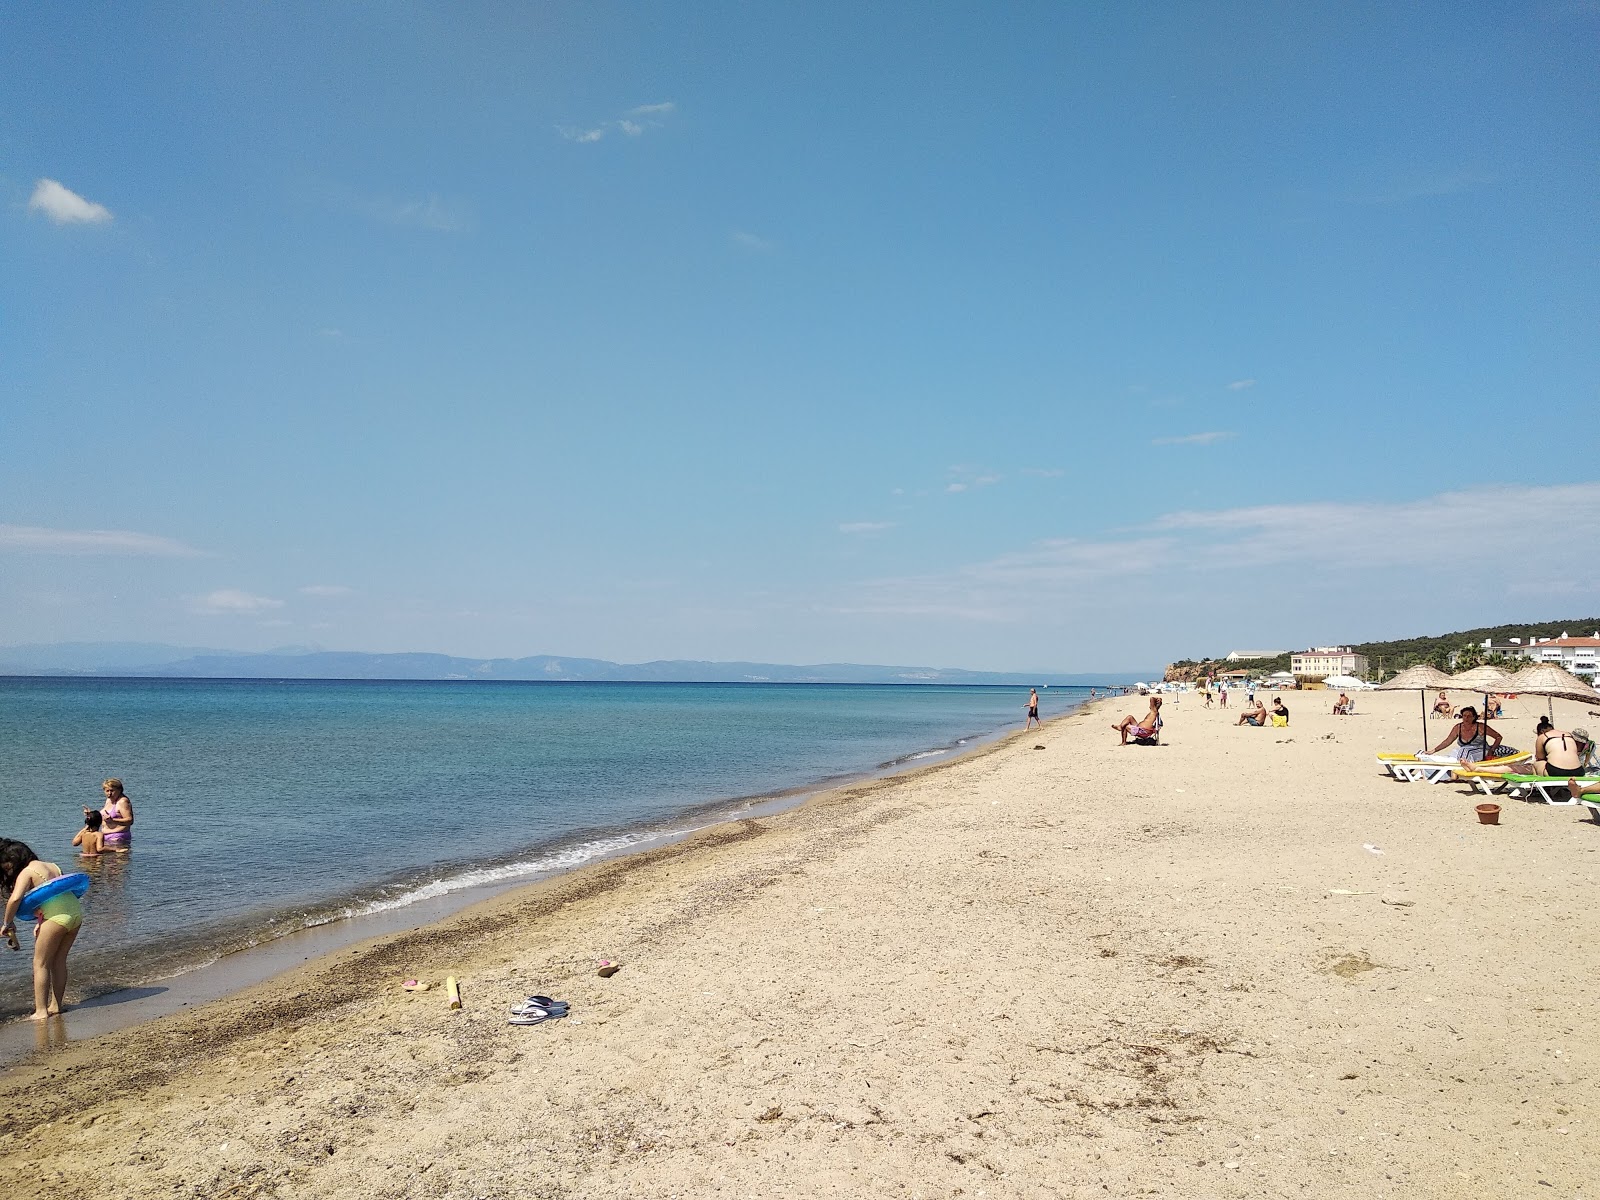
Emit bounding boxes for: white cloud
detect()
[839,521,895,534]
[190,589,284,615]
[28,179,113,225]
[1226,379,1256,391]
[1152,431,1236,446]
[1022,467,1064,478]
[299,584,355,597]
[839,482,1600,621]
[0,524,200,556]
[946,483,968,493]
[560,101,676,144]
[731,230,775,252]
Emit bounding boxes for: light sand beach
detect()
[3,690,1597,1198]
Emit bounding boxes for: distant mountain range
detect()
[0,642,1148,687]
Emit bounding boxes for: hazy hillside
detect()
[0,643,1149,686]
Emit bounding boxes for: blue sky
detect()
[3,2,1597,672]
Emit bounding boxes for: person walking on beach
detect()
[1,840,85,1020]
[91,779,134,853]
[1024,688,1041,732]
[1218,683,1228,709]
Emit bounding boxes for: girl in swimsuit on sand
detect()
[1,840,85,1020]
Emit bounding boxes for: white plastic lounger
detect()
[1501,775,1600,806]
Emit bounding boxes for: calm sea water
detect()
[0,678,1087,1017]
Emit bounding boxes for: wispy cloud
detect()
[560,101,676,144]
[0,524,200,556]
[370,194,469,232]
[1022,467,1064,478]
[839,482,1600,621]
[28,179,113,225]
[189,589,284,615]
[1152,431,1235,446]
[945,467,1002,494]
[299,584,355,597]
[839,521,895,534]
[1345,170,1493,206]
[731,230,775,252]
[1226,379,1256,391]
[315,182,470,232]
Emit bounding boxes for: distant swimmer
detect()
[1024,688,1041,731]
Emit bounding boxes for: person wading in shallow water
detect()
[92,779,134,853]
[1024,688,1041,732]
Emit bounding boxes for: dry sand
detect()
[2,690,1598,1198]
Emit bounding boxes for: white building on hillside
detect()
[1226,649,1287,662]
[1291,646,1369,680]
[1477,632,1600,678]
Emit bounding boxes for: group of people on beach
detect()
[2,779,134,1020]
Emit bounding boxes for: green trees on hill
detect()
[1166,618,1600,682]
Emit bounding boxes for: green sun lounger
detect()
[1496,775,1600,805]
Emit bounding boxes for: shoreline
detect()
[7,690,1591,1197]
[0,703,1060,1061]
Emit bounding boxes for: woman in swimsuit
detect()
[1536,726,1591,777]
[1427,706,1504,763]
[1,840,85,1020]
[93,778,134,853]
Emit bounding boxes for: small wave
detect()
[317,827,700,923]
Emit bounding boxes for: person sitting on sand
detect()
[71,811,104,858]
[1270,697,1290,727]
[1113,696,1162,744]
[1433,691,1454,717]
[1535,725,1592,777]
[1236,699,1268,727]
[1427,706,1512,763]
[1,840,85,1020]
[1486,696,1503,719]
[1332,692,1351,715]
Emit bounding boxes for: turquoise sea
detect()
[0,678,1089,1019]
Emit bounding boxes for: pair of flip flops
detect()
[508,995,569,1026]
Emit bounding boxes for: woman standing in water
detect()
[92,778,134,853]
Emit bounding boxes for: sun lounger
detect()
[1383,756,1462,783]
[1496,775,1600,806]
[1378,750,1532,784]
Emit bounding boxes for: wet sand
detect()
[2,691,1597,1198]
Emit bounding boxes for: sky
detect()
[2,2,1597,673]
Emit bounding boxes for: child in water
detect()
[72,810,104,857]
[1,840,85,1019]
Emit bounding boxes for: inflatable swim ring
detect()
[15,872,91,919]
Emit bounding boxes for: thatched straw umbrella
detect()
[1505,663,1600,719]
[1376,663,1456,745]
[1447,665,1518,755]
